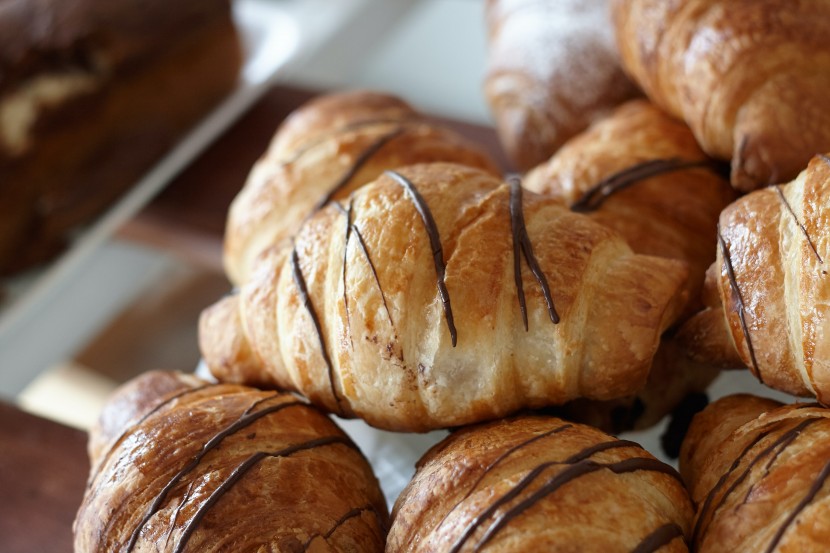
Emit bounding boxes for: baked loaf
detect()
[388,415,693,552]
[679,154,830,402]
[524,99,736,319]
[201,162,689,432]
[484,0,638,172]
[611,0,830,192]
[484,0,639,172]
[680,394,830,553]
[223,90,500,286]
[0,0,242,274]
[75,370,387,552]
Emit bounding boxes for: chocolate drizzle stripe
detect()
[741,418,819,505]
[764,458,830,553]
[292,246,345,413]
[301,505,380,550]
[571,158,715,213]
[89,384,217,489]
[313,128,405,212]
[692,429,774,546]
[472,458,681,552]
[447,439,641,553]
[693,419,817,546]
[509,177,559,328]
[631,523,685,553]
[339,199,395,345]
[385,170,457,346]
[718,229,762,382]
[279,118,411,168]
[125,398,306,551]
[163,481,195,550]
[172,436,356,553]
[437,424,574,532]
[774,185,823,264]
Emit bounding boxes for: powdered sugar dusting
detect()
[490,0,619,82]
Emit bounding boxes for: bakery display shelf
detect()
[0,0,304,400]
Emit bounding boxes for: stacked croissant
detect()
[74,0,830,551]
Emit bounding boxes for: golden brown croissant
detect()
[679,154,830,401]
[388,415,693,552]
[484,0,639,172]
[223,90,500,285]
[680,394,830,553]
[611,0,830,191]
[75,371,388,552]
[524,99,736,318]
[200,162,689,432]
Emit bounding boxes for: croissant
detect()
[75,371,388,552]
[224,90,499,285]
[611,0,830,191]
[680,394,830,552]
[524,99,736,318]
[483,0,639,172]
[200,162,689,432]
[388,414,693,552]
[678,154,830,402]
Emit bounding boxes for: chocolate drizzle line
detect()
[300,505,381,551]
[718,228,762,382]
[172,435,356,553]
[279,118,411,168]
[509,177,559,329]
[292,246,345,413]
[447,439,642,553]
[740,418,819,505]
[125,397,306,551]
[385,170,457,346]
[693,419,818,547]
[89,384,216,489]
[437,424,574,531]
[339,199,395,350]
[692,428,774,546]
[764,457,830,553]
[570,158,715,213]
[631,523,685,553]
[472,458,681,552]
[313,128,405,212]
[774,185,824,264]
[163,481,195,550]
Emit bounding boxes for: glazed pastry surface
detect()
[681,395,830,553]
[612,0,830,191]
[74,371,388,552]
[679,154,830,402]
[202,162,688,432]
[389,415,693,552]
[224,90,499,285]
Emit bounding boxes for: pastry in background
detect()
[388,415,693,552]
[75,370,387,552]
[0,0,242,274]
[679,154,830,402]
[483,0,639,172]
[612,0,830,191]
[680,394,830,553]
[201,162,689,432]
[223,90,500,286]
[524,99,736,320]
[523,100,733,435]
